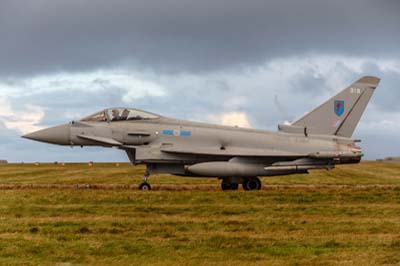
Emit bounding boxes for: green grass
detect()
[1,161,400,186]
[0,161,400,265]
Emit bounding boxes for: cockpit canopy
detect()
[80,108,160,122]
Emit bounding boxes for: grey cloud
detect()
[358,64,400,112]
[0,0,399,161]
[1,0,400,76]
[0,123,16,144]
[0,62,398,161]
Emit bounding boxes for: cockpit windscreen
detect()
[80,111,108,122]
[107,108,159,121]
[80,108,159,122]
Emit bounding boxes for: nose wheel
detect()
[138,170,152,190]
[138,182,151,190]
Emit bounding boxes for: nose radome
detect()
[22,124,71,145]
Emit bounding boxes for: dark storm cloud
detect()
[1,0,399,76]
[0,0,399,162]
[359,63,400,112]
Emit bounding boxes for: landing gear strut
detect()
[138,169,152,190]
[243,177,262,191]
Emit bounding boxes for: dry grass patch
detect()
[0,162,399,265]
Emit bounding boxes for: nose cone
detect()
[22,124,71,145]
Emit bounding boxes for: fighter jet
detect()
[23,76,380,191]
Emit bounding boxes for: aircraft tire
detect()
[221,179,239,191]
[230,183,239,190]
[138,182,152,190]
[221,182,232,190]
[243,177,261,191]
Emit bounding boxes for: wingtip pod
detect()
[356,76,380,88]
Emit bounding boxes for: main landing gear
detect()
[220,177,262,191]
[138,170,152,190]
[242,177,262,191]
[221,178,239,190]
[137,167,262,191]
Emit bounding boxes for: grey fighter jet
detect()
[23,76,380,191]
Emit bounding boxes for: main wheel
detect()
[221,181,232,190]
[138,182,152,190]
[221,180,239,191]
[243,177,261,191]
[230,183,239,190]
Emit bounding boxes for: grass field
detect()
[0,161,400,265]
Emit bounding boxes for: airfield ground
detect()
[0,162,399,266]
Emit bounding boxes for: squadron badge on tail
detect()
[334,100,344,116]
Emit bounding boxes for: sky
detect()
[0,0,399,162]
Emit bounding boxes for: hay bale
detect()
[383,157,400,162]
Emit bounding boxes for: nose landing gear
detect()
[138,182,151,190]
[138,170,152,190]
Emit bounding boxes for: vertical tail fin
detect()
[291,76,380,137]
